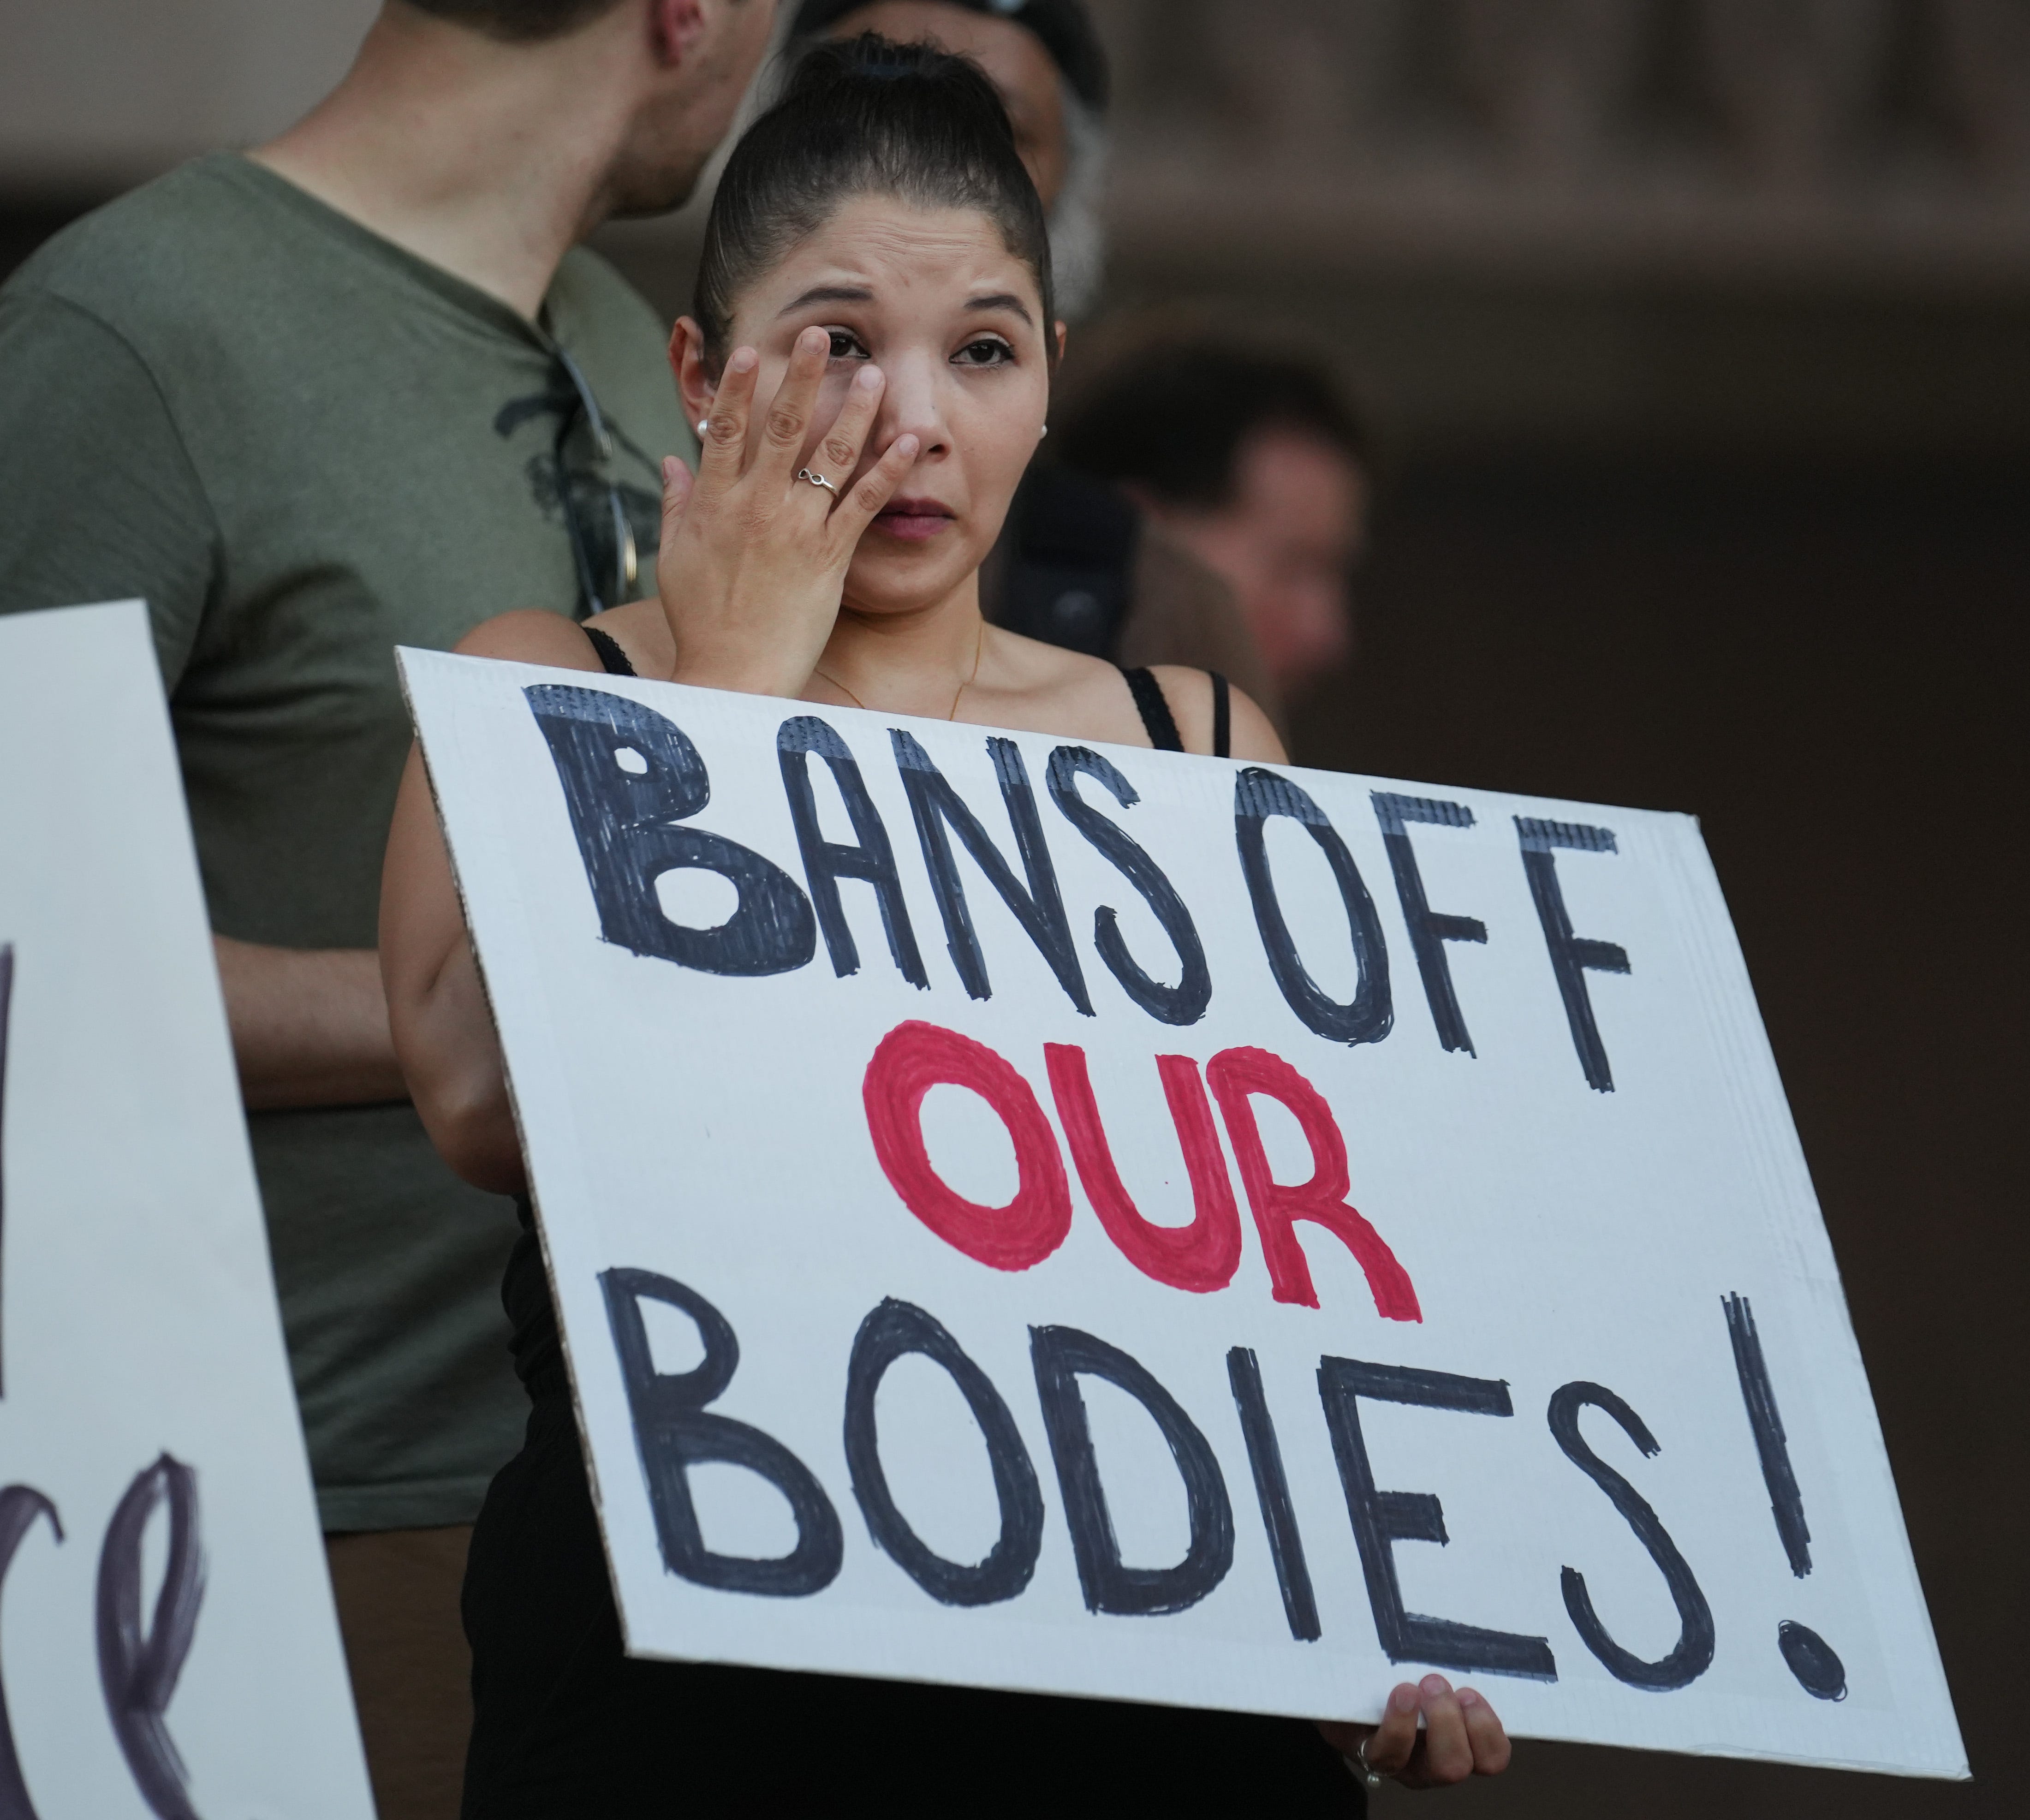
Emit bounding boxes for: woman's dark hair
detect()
[1059,340,1370,509]
[695,35,1053,367]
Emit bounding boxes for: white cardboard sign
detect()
[404,644,1964,1779]
[0,603,373,1819]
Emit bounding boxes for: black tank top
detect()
[502,627,1234,1401]
[582,623,1230,756]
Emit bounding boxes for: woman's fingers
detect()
[658,455,693,548]
[1457,1686,1512,1775]
[1321,1677,1513,1790]
[1357,1683,1422,1777]
[831,430,920,547]
[1408,1676,1475,1785]
[756,326,832,483]
[809,363,888,492]
[693,347,758,492]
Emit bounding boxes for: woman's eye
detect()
[826,329,869,360]
[953,337,1013,368]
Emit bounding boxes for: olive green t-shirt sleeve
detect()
[0,289,217,688]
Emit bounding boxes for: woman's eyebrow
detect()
[966,292,1034,325]
[779,284,874,315]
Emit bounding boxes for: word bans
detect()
[862,1019,1420,1319]
[529,690,1638,1093]
[601,1271,1735,1693]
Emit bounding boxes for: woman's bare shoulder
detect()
[972,633,1287,760]
[452,609,603,670]
[982,628,1150,747]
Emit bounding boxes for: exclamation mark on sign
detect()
[1722,1292,1847,1700]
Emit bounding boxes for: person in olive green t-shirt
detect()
[0,2,778,1813]
[1,144,679,1525]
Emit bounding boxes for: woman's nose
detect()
[875,353,949,457]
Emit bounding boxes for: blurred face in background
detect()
[826,2,1069,206]
[1141,426,1367,698]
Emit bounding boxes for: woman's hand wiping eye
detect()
[652,325,917,698]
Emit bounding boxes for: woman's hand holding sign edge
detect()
[1323,1676,1512,1791]
[653,325,918,698]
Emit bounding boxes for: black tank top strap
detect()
[1120,665,1183,752]
[583,623,638,678]
[1121,665,1234,757]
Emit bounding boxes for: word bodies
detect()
[604,1261,1792,1696]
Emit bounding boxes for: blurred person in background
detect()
[0,2,777,1813]
[792,0,1281,713]
[1059,337,1371,705]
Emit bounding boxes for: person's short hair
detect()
[400,0,625,43]
[1058,340,1370,510]
[695,34,1052,364]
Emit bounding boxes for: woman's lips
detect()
[874,497,955,543]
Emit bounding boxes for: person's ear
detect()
[1053,319,1068,364]
[670,317,716,429]
[650,0,708,66]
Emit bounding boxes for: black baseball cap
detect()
[788,0,1111,110]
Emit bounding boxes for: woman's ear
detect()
[1053,320,1068,363]
[670,316,716,429]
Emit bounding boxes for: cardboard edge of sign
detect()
[394,644,649,1644]
[393,645,1973,1786]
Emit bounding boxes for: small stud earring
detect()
[697,419,711,437]
[1039,424,1049,439]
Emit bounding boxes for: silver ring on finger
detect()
[1350,1737,1385,1789]
[797,468,840,498]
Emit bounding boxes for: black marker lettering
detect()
[1318,1358,1557,1678]
[1723,1294,1846,1699]
[1045,746,1210,1026]
[1371,794,1486,1055]
[891,732,1092,1014]
[844,1300,1043,1606]
[1721,1293,1809,1575]
[96,1456,204,1820]
[777,717,928,987]
[1514,818,1629,1091]
[1227,1348,1320,1642]
[526,684,816,976]
[1030,1325,1233,1616]
[601,1269,842,1597]
[1234,769,1392,1045]
[0,1485,60,1820]
[1548,1381,1714,1690]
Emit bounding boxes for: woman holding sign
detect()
[383,36,1510,1814]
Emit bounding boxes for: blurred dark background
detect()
[3,2,2021,1810]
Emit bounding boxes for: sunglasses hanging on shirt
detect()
[553,347,638,621]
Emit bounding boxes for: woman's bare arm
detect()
[379,610,601,1193]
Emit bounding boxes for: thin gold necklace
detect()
[816,620,985,722]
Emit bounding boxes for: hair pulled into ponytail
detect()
[694,35,1054,367]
